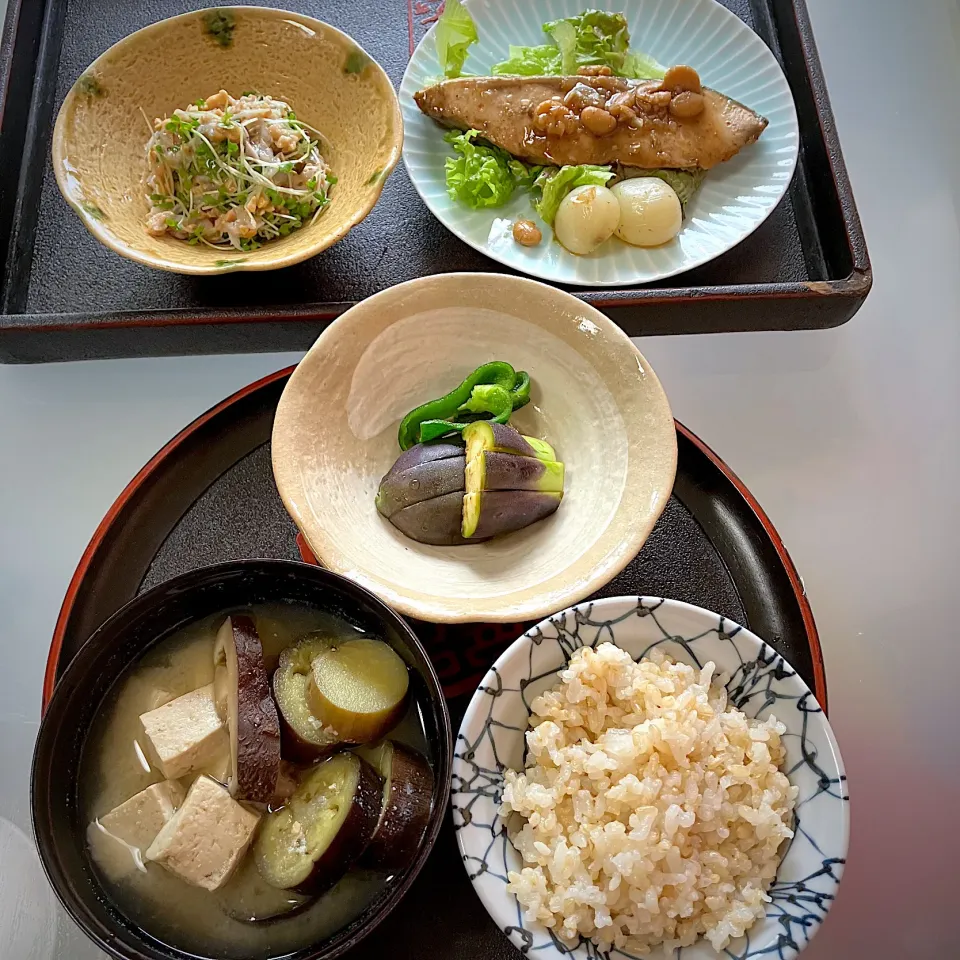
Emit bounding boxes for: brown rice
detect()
[501,643,797,954]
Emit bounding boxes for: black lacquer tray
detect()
[43,367,826,960]
[0,0,869,361]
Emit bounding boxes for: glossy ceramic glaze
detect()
[271,273,677,624]
[400,0,799,286]
[51,7,402,275]
[454,596,848,960]
[31,560,452,960]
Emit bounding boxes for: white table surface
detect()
[2,0,958,956]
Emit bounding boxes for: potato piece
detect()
[213,615,281,802]
[359,742,434,869]
[308,639,409,744]
[254,753,382,893]
[273,634,341,760]
[611,177,682,247]
[554,184,620,255]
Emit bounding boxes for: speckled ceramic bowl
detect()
[51,7,402,275]
[271,273,678,624]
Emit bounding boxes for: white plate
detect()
[400,0,799,287]
[454,597,848,959]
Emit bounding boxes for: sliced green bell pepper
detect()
[397,362,529,450]
[510,371,531,410]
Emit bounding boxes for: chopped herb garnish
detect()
[202,10,236,48]
[344,50,368,74]
[145,90,333,250]
[77,75,104,97]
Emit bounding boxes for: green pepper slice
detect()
[397,362,518,450]
[511,371,531,410]
[458,384,514,420]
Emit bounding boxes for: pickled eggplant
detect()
[463,421,556,464]
[254,753,382,893]
[213,616,281,803]
[359,742,434,869]
[462,490,563,539]
[464,451,564,494]
[389,439,464,473]
[375,455,466,518]
[308,639,409,744]
[272,634,341,760]
[386,491,477,546]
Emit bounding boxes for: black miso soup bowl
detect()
[32,559,453,960]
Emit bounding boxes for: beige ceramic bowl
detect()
[51,7,402,274]
[272,273,678,624]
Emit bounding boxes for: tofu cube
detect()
[98,779,185,849]
[139,683,228,780]
[146,775,260,891]
[87,780,185,880]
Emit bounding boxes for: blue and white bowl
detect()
[453,597,847,959]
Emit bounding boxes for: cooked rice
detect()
[501,643,797,954]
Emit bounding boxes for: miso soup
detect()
[81,602,435,959]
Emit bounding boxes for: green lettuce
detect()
[491,44,562,76]
[492,9,664,79]
[435,0,478,78]
[533,165,616,225]
[444,130,539,209]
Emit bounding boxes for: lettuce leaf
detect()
[491,43,562,76]
[444,130,540,209]
[622,49,667,80]
[533,165,615,225]
[435,0,478,78]
[492,9,664,79]
[550,20,579,76]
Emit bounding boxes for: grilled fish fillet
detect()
[414,75,767,170]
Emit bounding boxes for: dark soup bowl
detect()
[32,560,452,960]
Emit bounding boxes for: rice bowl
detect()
[453,597,848,960]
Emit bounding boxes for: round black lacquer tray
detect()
[44,366,826,960]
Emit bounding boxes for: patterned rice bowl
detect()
[453,596,848,960]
